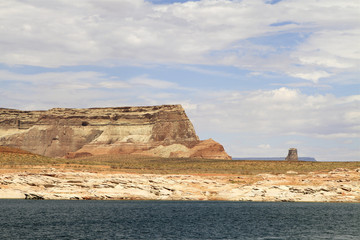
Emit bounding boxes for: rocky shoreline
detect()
[1,168,359,202]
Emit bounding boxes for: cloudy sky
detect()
[1,0,359,161]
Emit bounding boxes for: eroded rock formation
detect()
[1,168,359,202]
[0,105,231,159]
[285,148,298,161]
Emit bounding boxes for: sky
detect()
[0,0,359,161]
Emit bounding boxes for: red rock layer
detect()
[0,105,231,160]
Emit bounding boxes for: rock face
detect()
[285,148,298,161]
[0,105,231,159]
[1,168,359,202]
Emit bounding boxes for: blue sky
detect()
[0,0,359,161]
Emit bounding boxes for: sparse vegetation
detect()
[1,147,359,175]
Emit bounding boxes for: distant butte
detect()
[286,148,299,161]
[0,105,231,160]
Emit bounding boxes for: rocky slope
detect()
[0,168,359,202]
[0,105,231,159]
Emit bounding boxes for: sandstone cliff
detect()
[0,105,231,159]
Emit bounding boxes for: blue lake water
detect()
[0,200,359,239]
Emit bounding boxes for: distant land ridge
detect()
[0,105,231,160]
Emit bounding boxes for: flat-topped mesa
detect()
[0,105,231,160]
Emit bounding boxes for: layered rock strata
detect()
[1,168,359,202]
[286,148,298,161]
[0,105,231,159]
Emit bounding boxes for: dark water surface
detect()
[0,200,359,239]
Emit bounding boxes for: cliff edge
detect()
[0,105,231,160]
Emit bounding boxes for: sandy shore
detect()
[0,167,359,202]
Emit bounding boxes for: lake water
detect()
[0,200,359,239]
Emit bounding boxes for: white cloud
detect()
[99,81,131,89]
[289,70,332,83]
[271,82,331,89]
[258,144,271,149]
[0,70,181,91]
[0,70,105,86]
[129,75,179,89]
[187,87,360,140]
[293,31,360,70]
[0,0,358,82]
[0,70,184,109]
[182,66,237,78]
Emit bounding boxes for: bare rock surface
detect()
[286,148,298,161]
[0,105,231,160]
[1,168,359,202]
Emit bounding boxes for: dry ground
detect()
[1,146,359,175]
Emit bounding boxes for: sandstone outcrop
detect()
[1,168,359,202]
[285,148,298,161]
[0,105,231,160]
